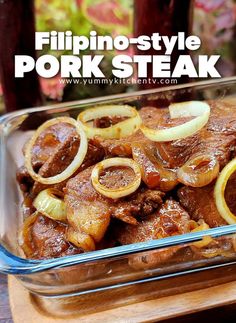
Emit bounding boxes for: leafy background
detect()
[0,0,236,112]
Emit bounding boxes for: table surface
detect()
[1,273,236,323]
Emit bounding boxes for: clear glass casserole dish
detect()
[1,77,236,316]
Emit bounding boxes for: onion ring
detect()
[191,221,213,248]
[33,189,67,222]
[19,212,38,257]
[25,117,88,185]
[214,158,236,224]
[177,154,219,187]
[91,158,142,199]
[141,101,210,142]
[78,105,142,139]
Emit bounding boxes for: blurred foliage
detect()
[1,0,235,108]
[35,0,236,103]
[35,0,133,102]
[194,0,236,76]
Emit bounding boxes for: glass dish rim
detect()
[1,76,236,275]
[1,76,236,123]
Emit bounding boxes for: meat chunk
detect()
[178,169,236,228]
[112,189,164,225]
[117,199,191,244]
[94,108,178,192]
[32,138,104,196]
[21,214,81,259]
[94,107,159,157]
[156,101,236,169]
[96,102,236,171]
[16,166,34,193]
[224,171,236,214]
[31,131,80,195]
[17,123,76,193]
[178,185,227,227]
[29,122,76,168]
[17,122,104,197]
[64,165,164,246]
[93,115,127,128]
[116,199,192,268]
[93,131,143,157]
[132,142,178,191]
[17,122,76,194]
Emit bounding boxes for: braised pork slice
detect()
[115,199,192,268]
[95,102,236,170]
[21,214,81,259]
[156,101,236,169]
[17,122,104,196]
[17,122,76,192]
[178,185,226,228]
[116,199,191,244]
[94,107,159,157]
[32,138,104,196]
[29,122,76,168]
[64,166,164,245]
[178,170,236,228]
[132,142,178,191]
[94,108,178,191]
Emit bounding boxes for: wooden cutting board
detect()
[8,276,236,323]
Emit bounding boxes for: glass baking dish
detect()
[1,77,236,316]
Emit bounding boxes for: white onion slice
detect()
[214,158,236,224]
[91,158,142,199]
[33,189,67,222]
[25,117,88,185]
[78,105,142,139]
[141,101,210,142]
[191,221,213,248]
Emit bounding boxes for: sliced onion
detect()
[141,101,210,142]
[91,158,141,199]
[33,189,67,222]
[191,221,213,248]
[191,240,234,258]
[177,154,219,187]
[169,101,210,118]
[25,117,88,185]
[67,227,95,251]
[78,105,142,139]
[19,212,38,257]
[214,158,236,224]
[195,249,225,258]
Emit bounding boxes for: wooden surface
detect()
[8,275,236,323]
